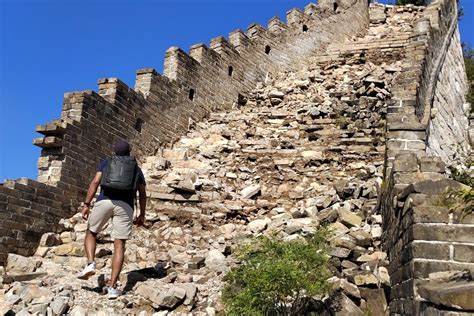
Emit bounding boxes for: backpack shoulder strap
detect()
[100,158,113,186]
[131,156,140,190]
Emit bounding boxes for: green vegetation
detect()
[222,227,332,315]
[363,308,374,316]
[454,189,474,220]
[437,189,473,221]
[335,116,350,129]
[463,45,474,111]
[449,164,474,187]
[445,163,473,220]
[434,162,472,220]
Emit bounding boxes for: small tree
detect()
[222,227,332,315]
[463,44,474,110]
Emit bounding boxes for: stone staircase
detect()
[0,4,424,316]
[134,56,391,314]
[312,3,423,65]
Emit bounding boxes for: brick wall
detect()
[381,153,474,315]
[426,27,470,163]
[385,0,470,170]
[0,179,74,265]
[1,0,370,265]
[381,0,473,313]
[36,0,370,193]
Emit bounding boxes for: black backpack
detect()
[101,156,139,191]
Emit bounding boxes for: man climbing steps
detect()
[78,140,147,300]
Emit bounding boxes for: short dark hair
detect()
[114,140,131,156]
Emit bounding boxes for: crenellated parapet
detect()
[31,0,370,195]
[1,0,370,266]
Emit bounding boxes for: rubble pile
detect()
[0,4,423,315]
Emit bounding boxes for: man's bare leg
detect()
[110,239,126,288]
[84,230,98,264]
[78,230,98,279]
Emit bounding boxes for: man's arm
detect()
[82,172,102,220]
[136,184,147,226]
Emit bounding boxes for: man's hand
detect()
[137,183,147,228]
[82,205,91,220]
[82,171,102,221]
[135,214,145,227]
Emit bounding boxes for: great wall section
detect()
[0,0,473,314]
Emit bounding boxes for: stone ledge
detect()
[418,281,474,311]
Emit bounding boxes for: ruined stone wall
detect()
[35,0,369,193]
[0,179,74,265]
[1,0,370,265]
[381,1,473,313]
[426,27,470,163]
[385,0,470,168]
[381,153,473,314]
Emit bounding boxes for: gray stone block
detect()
[393,153,419,172]
[418,281,474,311]
[412,178,470,195]
[420,157,445,173]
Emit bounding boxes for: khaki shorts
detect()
[88,199,134,240]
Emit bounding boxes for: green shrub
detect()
[448,166,474,187]
[437,189,474,221]
[455,189,474,220]
[222,227,332,315]
[463,45,474,111]
[335,116,350,129]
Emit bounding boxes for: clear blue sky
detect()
[0,0,473,181]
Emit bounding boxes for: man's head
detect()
[114,140,131,156]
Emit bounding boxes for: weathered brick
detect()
[413,260,474,278]
[406,140,426,150]
[10,213,36,226]
[3,220,28,231]
[412,224,474,243]
[0,227,16,238]
[453,244,474,263]
[393,153,419,172]
[391,278,415,299]
[411,241,450,260]
[419,157,445,173]
[387,131,426,141]
[411,206,449,223]
[412,178,469,195]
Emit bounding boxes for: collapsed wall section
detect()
[36,0,370,192]
[382,0,473,314]
[1,0,370,265]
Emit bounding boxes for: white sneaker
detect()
[77,261,96,280]
[107,287,121,299]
